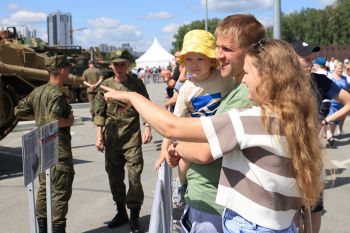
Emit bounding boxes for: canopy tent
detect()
[136,38,174,68]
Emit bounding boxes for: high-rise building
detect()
[17,27,35,39]
[98,43,109,53]
[47,11,72,46]
[122,43,133,53]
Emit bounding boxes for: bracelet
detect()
[143,123,150,127]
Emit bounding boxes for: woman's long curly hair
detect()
[247,39,324,207]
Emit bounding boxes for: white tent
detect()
[136,38,174,68]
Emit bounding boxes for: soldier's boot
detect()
[130,207,144,233]
[52,222,66,233]
[107,205,129,228]
[37,218,47,233]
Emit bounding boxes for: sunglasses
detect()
[250,38,267,52]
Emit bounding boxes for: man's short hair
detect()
[215,14,266,49]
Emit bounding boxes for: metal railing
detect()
[148,161,173,233]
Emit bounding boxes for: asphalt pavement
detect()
[1,82,350,233]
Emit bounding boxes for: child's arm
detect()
[154,137,174,170]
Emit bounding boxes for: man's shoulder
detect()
[312,72,328,79]
[128,73,141,81]
[217,83,252,113]
[82,68,90,75]
[45,84,65,97]
[35,83,60,93]
[30,84,64,104]
[129,74,146,87]
[101,77,115,85]
[226,83,249,97]
[92,67,102,74]
[311,72,333,85]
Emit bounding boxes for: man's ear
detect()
[59,67,64,76]
[59,67,68,77]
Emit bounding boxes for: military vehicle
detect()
[0,27,84,140]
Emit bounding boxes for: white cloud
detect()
[147,12,172,20]
[87,17,120,28]
[76,17,142,48]
[161,23,180,33]
[7,3,18,10]
[0,10,46,26]
[318,0,337,7]
[258,17,273,27]
[159,34,175,51]
[201,0,273,12]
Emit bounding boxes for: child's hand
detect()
[154,158,164,171]
[167,143,181,167]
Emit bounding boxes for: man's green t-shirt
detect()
[185,83,253,215]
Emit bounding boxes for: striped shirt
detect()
[200,106,301,230]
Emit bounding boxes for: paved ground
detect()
[1,82,350,233]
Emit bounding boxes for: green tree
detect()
[171,18,220,53]
[267,0,350,45]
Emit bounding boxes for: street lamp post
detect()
[273,0,281,39]
[205,0,208,31]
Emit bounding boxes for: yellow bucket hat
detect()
[179,29,219,68]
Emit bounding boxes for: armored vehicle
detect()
[88,46,114,79]
[0,27,84,140]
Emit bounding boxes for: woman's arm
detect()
[325,89,350,122]
[101,86,207,143]
[170,142,213,164]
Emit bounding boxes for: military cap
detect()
[110,50,133,63]
[44,54,71,71]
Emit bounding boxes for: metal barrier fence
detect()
[148,161,173,233]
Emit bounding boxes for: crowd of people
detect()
[14,12,350,233]
[137,66,163,84]
[311,55,350,147]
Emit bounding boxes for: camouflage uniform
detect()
[82,66,103,117]
[14,83,74,225]
[94,74,149,210]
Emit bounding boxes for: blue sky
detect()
[0,0,336,52]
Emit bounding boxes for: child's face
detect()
[183,52,213,81]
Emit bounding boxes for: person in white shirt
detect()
[314,57,330,77]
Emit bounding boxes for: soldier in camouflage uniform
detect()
[14,55,74,233]
[94,50,152,233]
[82,60,103,120]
